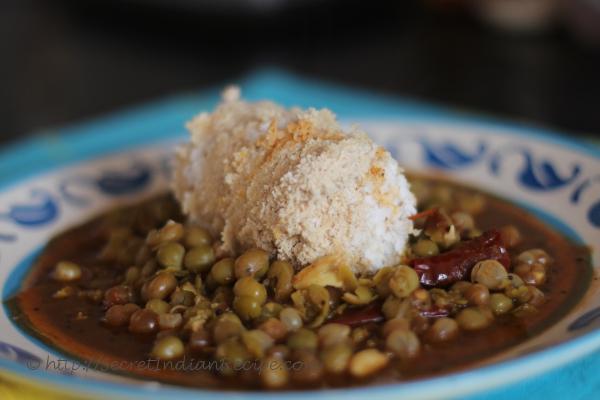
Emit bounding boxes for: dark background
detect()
[2,0,600,147]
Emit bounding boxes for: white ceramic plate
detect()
[1,72,599,399]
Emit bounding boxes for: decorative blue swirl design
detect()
[59,161,152,206]
[0,341,41,366]
[94,161,152,194]
[589,202,600,228]
[570,176,600,228]
[571,179,591,204]
[419,138,486,169]
[568,307,600,331]
[0,189,58,226]
[490,147,581,191]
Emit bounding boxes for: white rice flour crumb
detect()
[172,88,416,274]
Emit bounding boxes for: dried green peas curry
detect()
[6,174,592,390]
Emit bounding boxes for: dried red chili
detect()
[410,229,510,287]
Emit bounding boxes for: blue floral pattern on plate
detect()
[490,146,581,191]
[570,176,600,228]
[419,138,487,169]
[0,189,58,226]
[0,341,41,366]
[569,307,600,331]
[59,161,152,206]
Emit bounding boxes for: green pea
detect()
[409,289,430,311]
[129,309,158,333]
[464,283,490,306]
[145,299,170,314]
[146,272,177,300]
[151,336,184,360]
[184,245,215,273]
[267,344,290,360]
[124,266,141,285]
[279,307,303,331]
[426,317,459,343]
[451,281,472,294]
[516,263,547,286]
[158,313,183,330]
[233,295,262,320]
[241,329,274,358]
[506,273,525,288]
[233,277,267,304]
[104,303,139,327]
[53,261,82,282]
[385,328,420,360]
[141,259,158,278]
[287,328,318,351]
[104,285,133,307]
[184,226,212,247]
[258,318,288,341]
[351,326,370,346]
[216,338,251,374]
[267,260,294,302]
[147,220,184,247]
[413,239,439,257]
[158,221,184,242]
[156,242,185,270]
[381,296,411,320]
[382,318,411,338]
[388,265,420,298]
[210,258,235,285]
[260,302,283,320]
[291,349,324,383]
[188,329,212,352]
[374,267,395,297]
[348,349,387,378]
[517,249,551,266]
[170,290,195,307]
[471,259,508,290]
[318,323,351,348]
[260,356,289,388]
[451,211,475,231]
[456,307,493,331]
[321,343,352,374]
[213,313,244,344]
[490,293,513,315]
[234,248,269,279]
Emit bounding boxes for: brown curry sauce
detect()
[5,175,592,390]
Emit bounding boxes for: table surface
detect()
[1,0,600,146]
